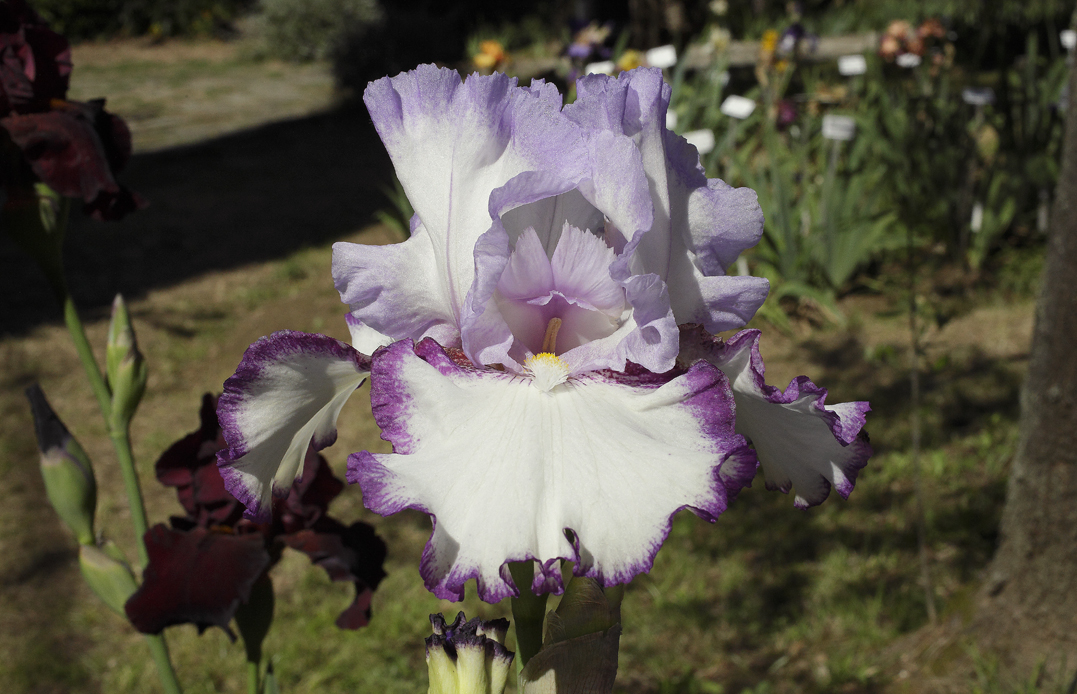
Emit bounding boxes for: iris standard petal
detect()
[679,326,872,508]
[347,339,756,603]
[566,68,769,333]
[334,222,458,347]
[361,65,587,326]
[217,331,370,521]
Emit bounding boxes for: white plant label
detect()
[961,87,995,106]
[684,129,716,154]
[720,95,756,119]
[646,45,678,69]
[838,54,867,76]
[584,61,615,76]
[822,114,856,141]
[971,202,984,233]
[665,111,678,130]
[1062,29,1077,51]
[896,53,922,68]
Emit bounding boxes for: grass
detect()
[0,33,1058,694]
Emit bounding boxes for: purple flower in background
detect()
[217,66,871,604]
[776,99,798,129]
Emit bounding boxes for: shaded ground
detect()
[1,37,389,336]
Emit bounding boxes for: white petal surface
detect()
[679,326,872,508]
[217,332,370,520]
[334,222,459,347]
[348,339,755,602]
[363,66,586,325]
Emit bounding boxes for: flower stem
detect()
[146,632,184,694]
[37,221,183,691]
[247,659,260,694]
[507,562,548,667]
[110,425,151,568]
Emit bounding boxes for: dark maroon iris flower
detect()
[0,0,71,114]
[125,394,387,638]
[0,0,144,221]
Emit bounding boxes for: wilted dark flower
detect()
[0,1,143,221]
[124,394,387,638]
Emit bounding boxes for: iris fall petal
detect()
[347,338,756,602]
[679,326,872,508]
[217,331,370,520]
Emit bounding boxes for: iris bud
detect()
[426,612,514,694]
[106,294,147,430]
[26,384,97,546]
[79,541,138,616]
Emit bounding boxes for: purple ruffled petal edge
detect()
[679,324,872,507]
[217,331,370,521]
[348,338,756,602]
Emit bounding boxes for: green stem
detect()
[35,211,183,693]
[508,562,548,667]
[247,659,260,694]
[62,291,113,422]
[146,633,183,694]
[110,426,151,568]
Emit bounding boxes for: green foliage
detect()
[258,0,383,62]
[33,0,253,40]
[668,17,1065,319]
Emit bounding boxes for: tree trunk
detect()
[975,35,1077,673]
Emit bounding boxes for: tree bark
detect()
[975,36,1077,671]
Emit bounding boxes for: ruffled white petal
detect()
[363,66,587,325]
[348,339,754,602]
[217,332,370,520]
[678,326,872,508]
[334,222,459,347]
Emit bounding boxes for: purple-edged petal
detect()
[347,338,755,603]
[566,68,769,333]
[217,331,370,521]
[360,66,587,327]
[679,326,872,508]
[334,222,460,348]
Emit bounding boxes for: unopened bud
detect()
[106,294,147,429]
[79,541,138,616]
[26,384,97,545]
[426,613,514,694]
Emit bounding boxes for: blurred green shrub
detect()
[33,0,253,39]
[258,0,383,62]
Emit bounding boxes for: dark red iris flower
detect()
[0,0,144,220]
[125,394,387,638]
